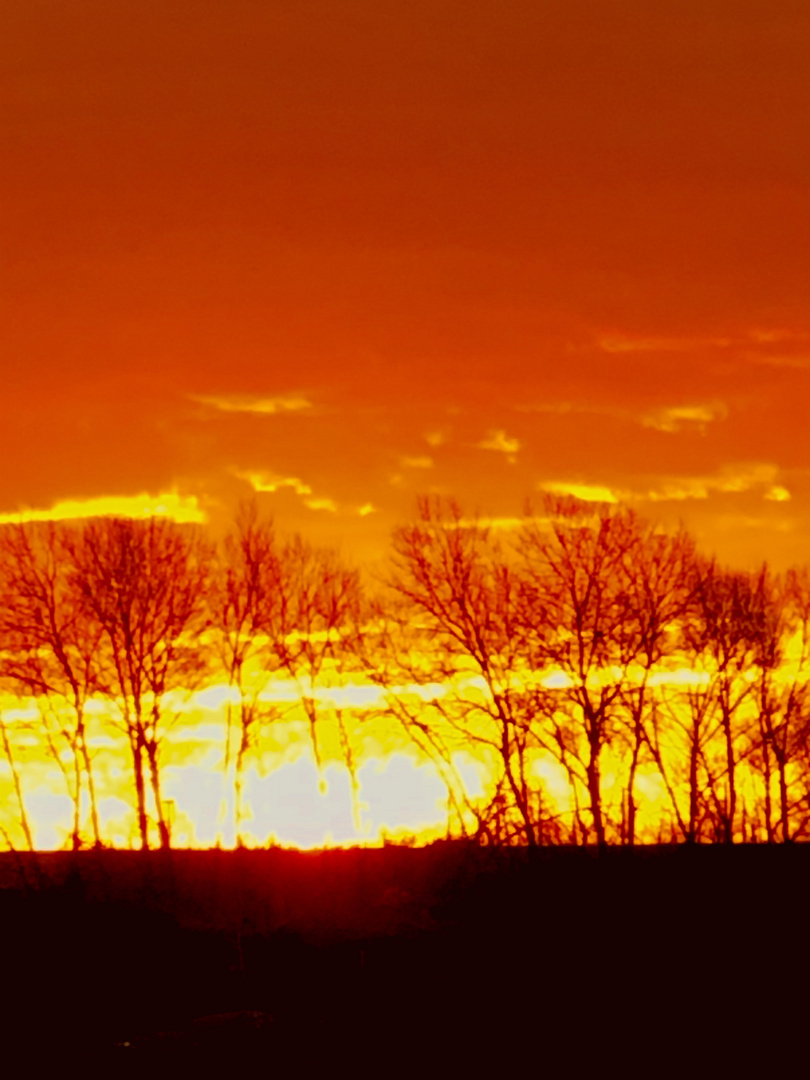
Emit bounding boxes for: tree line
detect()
[0,496,808,850]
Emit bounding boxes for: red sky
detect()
[3,0,810,568]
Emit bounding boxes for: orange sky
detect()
[3,1,810,569]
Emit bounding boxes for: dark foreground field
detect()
[1,842,808,1070]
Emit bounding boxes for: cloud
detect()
[357,504,377,516]
[0,492,205,525]
[478,430,520,459]
[592,327,810,373]
[235,470,339,513]
[236,471,312,496]
[747,328,810,345]
[400,455,434,469]
[424,431,446,447]
[303,498,338,513]
[595,333,731,354]
[457,516,526,530]
[522,399,727,434]
[190,393,313,415]
[538,465,792,508]
[540,482,620,504]
[748,355,810,370]
[711,514,795,534]
[639,402,728,433]
[644,463,788,502]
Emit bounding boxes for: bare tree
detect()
[678,559,764,843]
[0,711,34,851]
[210,501,281,841]
[356,588,491,843]
[267,535,364,814]
[517,497,691,847]
[370,498,564,846]
[749,567,810,841]
[68,516,212,849]
[518,498,627,847]
[612,524,695,845]
[0,521,103,848]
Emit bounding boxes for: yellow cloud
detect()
[236,471,339,512]
[303,498,338,513]
[191,393,312,415]
[236,471,312,496]
[541,482,619,504]
[0,492,205,525]
[456,516,525,530]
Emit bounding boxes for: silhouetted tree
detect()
[267,535,364,811]
[355,588,495,842]
[749,567,810,841]
[211,501,281,841]
[679,559,764,843]
[68,517,211,849]
[0,712,33,850]
[607,523,696,844]
[375,498,563,846]
[0,521,103,848]
[517,498,691,846]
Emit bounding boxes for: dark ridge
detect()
[1,842,806,1069]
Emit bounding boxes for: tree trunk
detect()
[761,729,774,843]
[778,758,791,842]
[146,737,170,850]
[687,727,700,844]
[131,730,150,850]
[0,719,34,851]
[721,692,736,844]
[81,741,102,847]
[625,721,642,848]
[586,741,606,848]
[500,720,536,846]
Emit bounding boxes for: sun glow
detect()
[0,684,482,850]
[1,647,801,851]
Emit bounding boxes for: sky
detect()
[3,0,810,570]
